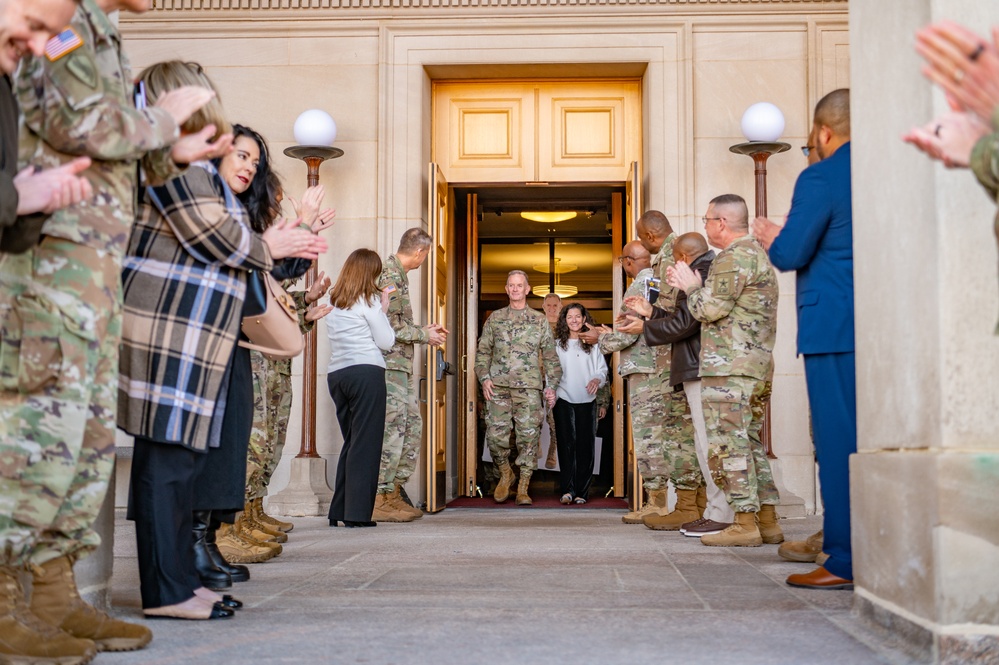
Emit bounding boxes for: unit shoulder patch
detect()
[45,27,83,62]
[711,270,737,297]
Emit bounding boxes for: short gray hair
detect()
[398,227,433,254]
[507,270,529,285]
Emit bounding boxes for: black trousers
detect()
[129,437,208,609]
[552,398,597,500]
[326,364,386,523]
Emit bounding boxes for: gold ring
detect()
[954,69,965,83]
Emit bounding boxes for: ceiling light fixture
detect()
[531,258,578,298]
[520,211,577,223]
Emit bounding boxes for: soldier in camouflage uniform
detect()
[374,228,447,522]
[475,270,561,505]
[243,285,327,537]
[0,0,222,656]
[627,211,705,531]
[668,194,781,547]
[580,240,669,522]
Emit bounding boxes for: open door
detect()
[621,162,642,506]
[461,193,479,497]
[425,164,451,512]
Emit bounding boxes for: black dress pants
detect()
[553,398,597,500]
[129,437,208,609]
[326,364,386,523]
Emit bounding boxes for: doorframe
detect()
[381,28,688,508]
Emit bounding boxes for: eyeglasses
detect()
[617,255,638,264]
[702,216,723,226]
[801,145,815,157]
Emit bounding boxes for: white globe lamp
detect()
[740,102,785,143]
[293,109,338,146]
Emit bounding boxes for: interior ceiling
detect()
[459,185,620,295]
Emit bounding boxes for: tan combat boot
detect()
[242,502,288,543]
[1,564,98,665]
[216,523,278,563]
[778,529,824,562]
[30,556,151,653]
[390,484,423,520]
[700,511,763,547]
[252,497,294,533]
[493,460,516,503]
[235,513,283,554]
[515,469,533,506]
[371,492,416,523]
[756,504,785,544]
[695,485,707,517]
[643,489,699,531]
[622,488,668,524]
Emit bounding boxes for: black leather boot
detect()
[193,510,232,590]
[207,513,250,583]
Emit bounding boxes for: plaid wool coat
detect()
[118,161,273,451]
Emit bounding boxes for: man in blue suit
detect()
[753,88,855,590]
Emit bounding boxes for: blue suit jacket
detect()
[769,142,854,355]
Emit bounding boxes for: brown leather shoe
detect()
[786,566,853,590]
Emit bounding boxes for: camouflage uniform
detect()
[0,0,180,568]
[246,290,315,499]
[378,254,428,493]
[969,107,999,334]
[687,235,779,513]
[651,235,702,492]
[599,267,669,491]
[475,306,561,470]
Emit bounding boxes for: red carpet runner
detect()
[446,496,628,509]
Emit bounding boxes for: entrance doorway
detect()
[445,182,638,508]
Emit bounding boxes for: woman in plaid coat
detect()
[118,62,326,621]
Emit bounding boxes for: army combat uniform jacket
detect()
[599,267,656,376]
[970,105,999,335]
[379,253,428,374]
[686,235,778,381]
[475,306,561,392]
[13,0,180,256]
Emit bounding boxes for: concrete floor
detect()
[100,510,928,665]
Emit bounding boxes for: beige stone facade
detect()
[95,1,999,659]
[120,0,849,517]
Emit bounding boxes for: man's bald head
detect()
[620,240,651,278]
[672,233,709,264]
[635,210,673,254]
[637,210,672,237]
[814,88,850,140]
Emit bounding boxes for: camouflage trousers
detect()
[662,378,703,492]
[378,369,422,493]
[628,373,670,491]
[484,386,543,471]
[0,239,120,568]
[245,351,293,500]
[701,375,779,512]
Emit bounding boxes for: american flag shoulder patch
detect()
[45,27,84,62]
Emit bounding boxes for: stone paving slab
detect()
[99,509,929,665]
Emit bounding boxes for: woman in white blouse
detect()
[552,303,608,505]
[324,249,396,527]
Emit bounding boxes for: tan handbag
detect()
[239,271,304,361]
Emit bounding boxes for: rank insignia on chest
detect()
[45,27,84,62]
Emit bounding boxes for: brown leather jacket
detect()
[642,249,715,387]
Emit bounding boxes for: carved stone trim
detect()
[149,0,844,11]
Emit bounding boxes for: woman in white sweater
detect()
[324,249,396,527]
[552,303,608,504]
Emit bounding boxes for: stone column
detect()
[851,2,999,662]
